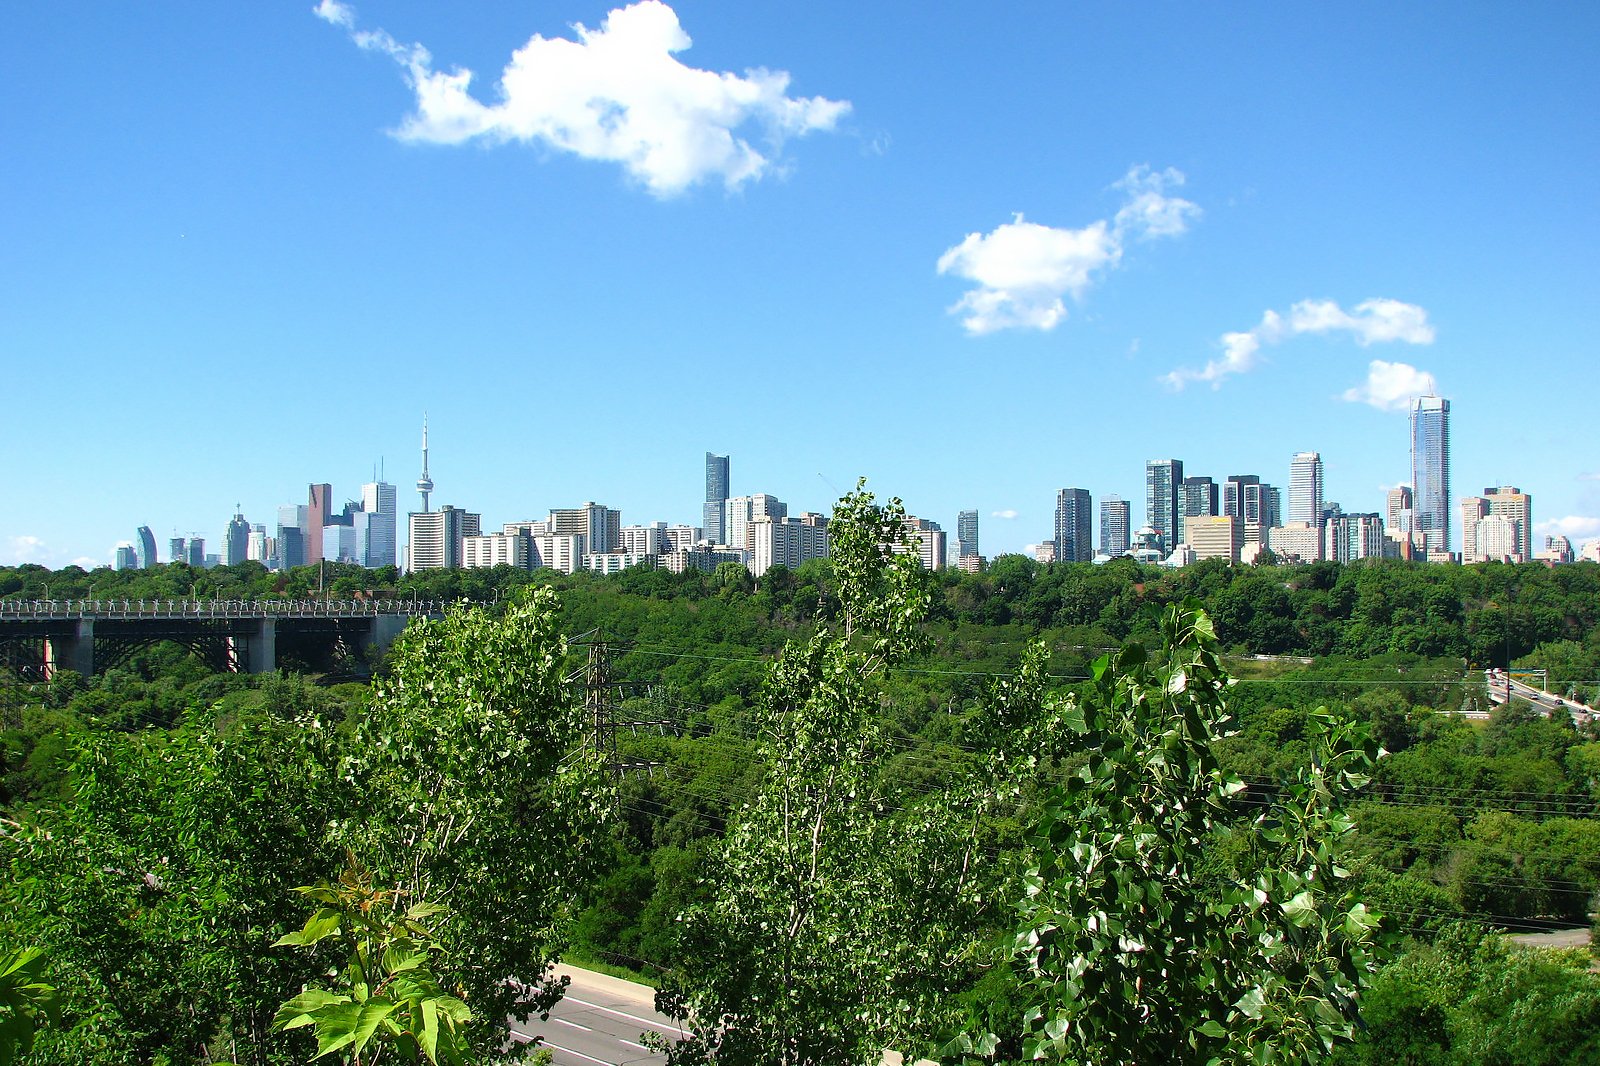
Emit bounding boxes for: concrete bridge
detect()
[0,599,447,680]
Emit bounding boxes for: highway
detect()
[510,964,680,1066]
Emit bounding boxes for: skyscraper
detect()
[1410,395,1451,555]
[276,505,308,570]
[1054,488,1093,563]
[704,452,730,545]
[169,537,186,564]
[1288,452,1324,526]
[307,484,333,563]
[1100,496,1131,558]
[1223,474,1280,546]
[225,508,251,566]
[362,479,398,568]
[114,545,138,570]
[1145,459,1183,554]
[1179,477,1219,547]
[957,509,979,560]
[135,526,158,569]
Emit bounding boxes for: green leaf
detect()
[1282,890,1317,928]
[272,988,348,1031]
[420,997,440,1063]
[274,907,342,947]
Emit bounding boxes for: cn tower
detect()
[416,415,434,513]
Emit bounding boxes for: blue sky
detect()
[4,1,1597,567]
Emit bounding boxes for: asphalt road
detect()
[509,964,681,1066]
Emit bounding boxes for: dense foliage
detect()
[2,544,1598,1063]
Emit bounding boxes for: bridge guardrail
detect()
[0,600,451,621]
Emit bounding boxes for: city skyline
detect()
[4,5,1598,567]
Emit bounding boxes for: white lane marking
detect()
[621,1039,650,1051]
[563,994,687,1038]
[541,1039,618,1066]
[555,1017,594,1031]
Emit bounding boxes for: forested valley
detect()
[3,495,1600,1064]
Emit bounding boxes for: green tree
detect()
[340,589,614,1054]
[981,605,1387,1064]
[657,483,995,1065]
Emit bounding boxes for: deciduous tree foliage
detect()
[657,483,998,1065]
[339,588,614,1053]
[975,605,1387,1065]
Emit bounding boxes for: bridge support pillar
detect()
[364,614,410,666]
[243,619,276,674]
[43,620,94,678]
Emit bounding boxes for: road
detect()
[509,964,680,1066]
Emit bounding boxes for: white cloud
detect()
[1340,359,1439,412]
[1537,516,1600,540]
[317,1,850,196]
[991,509,1019,520]
[1163,298,1435,391]
[314,0,354,29]
[937,165,1199,335]
[6,535,49,565]
[1578,472,1600,482]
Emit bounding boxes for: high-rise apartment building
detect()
[1053,489,1093,563]
[114,545,138,570]
[1325,513,1387,563]
[957,509,979,560]
[225,509,251,566]
[1100,496,1130,558]
[170,537,186,564]
[463,530,532,570]
[704,452,730,545]
[186,538,206,567]
[1483,486,1532,561]
[361,480,398,568]
[750,514,830,576]
[1410,396,1451,555]
[1288,452,1324,526]
[903,517,947,570]
[1179,477,1219,547]
[549,503,622,554]
[407,505,478,570]
[724,494,786,553]
[1145,459,1183,554]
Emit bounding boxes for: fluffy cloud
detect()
[1537,516,1600,540]
[1340,359,1440,412]
[6,535,49,565]
[991,509,1019,520]
[316,0,850,196]
[937,165,1199,335]
[1163,298,1436,391]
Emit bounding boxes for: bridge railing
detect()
[0,599,452,621]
